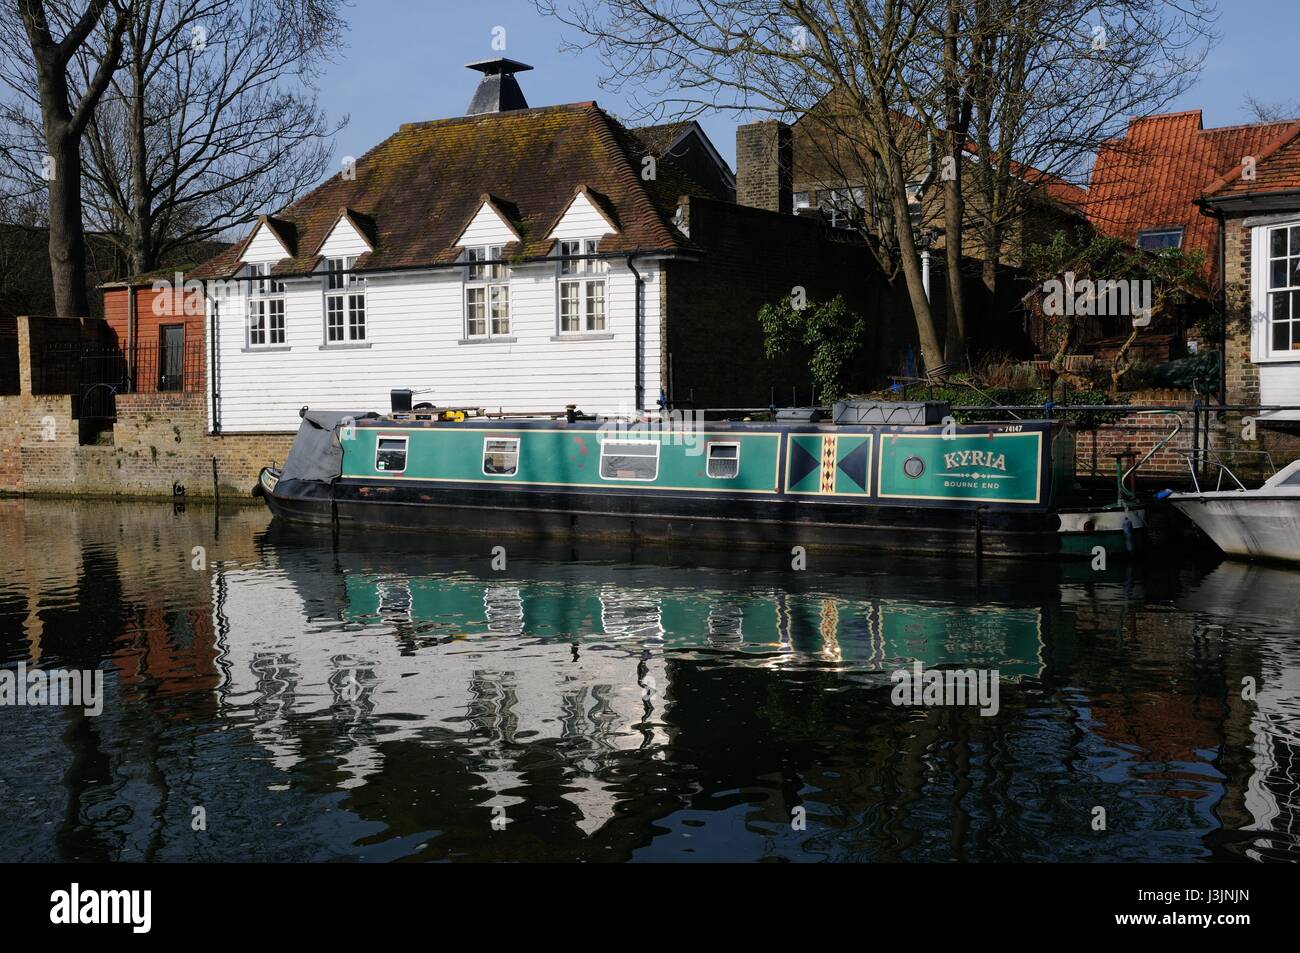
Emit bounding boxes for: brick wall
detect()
[735,121,793,214]
[664,196,915,406]
[1075,392,1200,480]
[1223,214,1258,406]
[1071,386,1300,483]
[0,391,292,500]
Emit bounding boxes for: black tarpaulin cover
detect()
[280,410,378,484]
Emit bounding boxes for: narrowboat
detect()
[255,399,1146,559]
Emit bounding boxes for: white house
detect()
[189,60,749,433]
[1196,119,1300,423]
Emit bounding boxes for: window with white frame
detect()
[323,256,365,344]
[558,238,608,333]
[465,245,511,338]
[817,187,866,229]
[374,435,407,473]
[599,439,659,481]
[482,436,520,476]
[1268,224,1300,354]
[706,441,740,479]
[248,262,286,347]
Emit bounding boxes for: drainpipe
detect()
[126,284,137,393]
[208,288,220,433]
[1196,198,1228,404]
[917,133,938,304]
[627,253,644,414]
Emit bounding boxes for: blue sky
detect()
[314,0,1299,172]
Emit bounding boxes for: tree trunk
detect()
[889,155,946,376]
[19,0,125,317]
[128,47,152,275]
[43,124,90,317]
[943,162,966,366]
[981,253,997,297]
[941,0,968,369]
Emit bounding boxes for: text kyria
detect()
[944,450,1007,472]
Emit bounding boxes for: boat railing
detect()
[1122,411,1183,486]
[1177,447,1278,494]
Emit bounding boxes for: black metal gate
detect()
[38,344,129,421]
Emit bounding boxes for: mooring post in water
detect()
[330,483,340,548]
[211,456,219,505]
[1191,398,1201,482]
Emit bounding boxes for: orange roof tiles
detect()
[1204,123,1300,198]
[1084,110,1298,271]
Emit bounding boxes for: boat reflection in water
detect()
[2,498,1298,862]
[222,529,1049,835]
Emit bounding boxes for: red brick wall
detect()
[1075,393,1199,480]
[1072,387,1300,483]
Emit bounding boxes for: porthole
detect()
[903,455,925,479]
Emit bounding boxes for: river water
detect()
[1,497,1297,862]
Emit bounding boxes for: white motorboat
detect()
[1168,459,1300,563]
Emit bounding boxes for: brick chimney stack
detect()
[735,121,793,214]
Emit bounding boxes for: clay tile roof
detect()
[1203,122,1300,198]
[1083,110,1299,269]
[190,103,700,281]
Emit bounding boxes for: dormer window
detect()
[247,263,285,348]
[558,239,607,334]
[323,256,366,344]
[465,245,511,338]
[1137,228,1184,250]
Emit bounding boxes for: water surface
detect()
[1,498,1297,862]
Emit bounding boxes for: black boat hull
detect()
[261,471,1140,559]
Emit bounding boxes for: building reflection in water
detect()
[1,499,1298,861]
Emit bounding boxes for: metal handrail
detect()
[1177,448,1278,494]
[1122,410,1183,485]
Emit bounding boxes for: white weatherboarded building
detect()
[191,61,736,434]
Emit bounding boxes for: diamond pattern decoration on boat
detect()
[836,439,870,492]
[819,436,838,493]
[787,436,822,493]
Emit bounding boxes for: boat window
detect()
[375,436,407,473]
[600,440,660,481]
[483,437,520,476]
[706,442,740,478]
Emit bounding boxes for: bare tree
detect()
[1243,94,1300,125]
[2,0,347,277]
[6,0,128,315]
[538,0,954,374]
[961,0,1215,300]
[538,0,1216,376]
